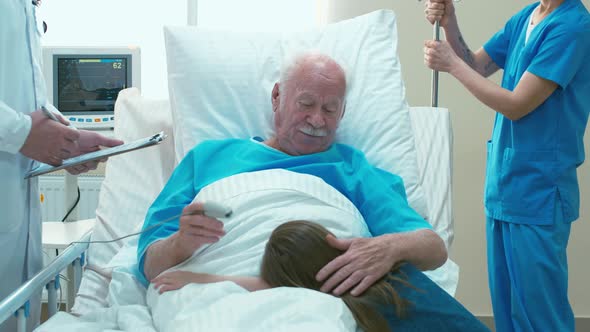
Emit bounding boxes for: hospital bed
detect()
[0,9,486,331]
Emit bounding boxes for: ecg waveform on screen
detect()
[57,58,128,113]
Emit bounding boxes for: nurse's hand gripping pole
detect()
[421,0,462,107]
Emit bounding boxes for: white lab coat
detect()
[0,1,47,331]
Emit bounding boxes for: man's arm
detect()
[137,149,224,285]
[0,103,83,165]
[0,102,33,154]
[143,202,226,282]
[143,234,192,282]
[316,147,447,297]
[382,228,447,271]
[316,228,447,297]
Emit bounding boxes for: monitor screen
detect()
[54,54,132,115]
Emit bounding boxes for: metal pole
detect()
[66,263,75,311]
[427,0,461,107]
[74,256,83,294]
[46,278,58,318]
[16,308,26,332]
[187,0,198,26]
[431,20,440,107]
[0,234,90,324]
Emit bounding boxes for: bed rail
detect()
[0,233,90,332]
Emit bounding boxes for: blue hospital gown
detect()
[135,138,431,286]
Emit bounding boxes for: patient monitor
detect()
[42,46,141,130]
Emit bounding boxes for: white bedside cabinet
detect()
[42,219,95,311]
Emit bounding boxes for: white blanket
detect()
[38,169,369,331]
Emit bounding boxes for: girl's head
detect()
[261,220,340,290]
[261,220,410,332]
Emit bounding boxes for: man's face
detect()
[272,62,346,156]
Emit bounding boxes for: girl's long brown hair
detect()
[260,220,411,332]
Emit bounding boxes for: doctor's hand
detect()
[65,130,124,175]
[316,235,398,297]
[172,202,226,258]
[425,0,456,28]
[20,109,80,166]
[424,39,461,74]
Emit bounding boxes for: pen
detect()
[41,106,77,130]
[40,106,60,122]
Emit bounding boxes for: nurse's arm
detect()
[438,13,500,77]
[446,56,558,121]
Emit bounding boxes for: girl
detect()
[152,220,413,331]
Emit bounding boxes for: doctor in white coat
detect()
[0,1,123,331]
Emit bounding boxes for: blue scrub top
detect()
[483,0,590,224]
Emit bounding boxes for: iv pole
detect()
[431,19,440,108]
[426,0,461,107]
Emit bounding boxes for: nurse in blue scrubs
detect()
[423,0,590,331]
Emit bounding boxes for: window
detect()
[38,0,186,98]
[194,0,327,31]
[38,1,327,98]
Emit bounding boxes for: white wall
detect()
[328,0,590,318]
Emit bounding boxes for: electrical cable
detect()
[70,202,232,245]
[71,211,200,245]
[61,186,80,222]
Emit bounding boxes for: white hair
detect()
[279,51,351,101]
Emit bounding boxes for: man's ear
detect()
[340,102,346,119]
[271,83,280,113]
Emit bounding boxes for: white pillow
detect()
[72,88,175,315]
[164,9,429,218]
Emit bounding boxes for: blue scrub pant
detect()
[486,212,574,332]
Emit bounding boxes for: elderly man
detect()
[136,53,447,299]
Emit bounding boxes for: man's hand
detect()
[20,109,80,166]
[144,202,226,282]
[425,0,456,28]
[65,130,124,175]
[172,202,226,257]
[316,234,398,297]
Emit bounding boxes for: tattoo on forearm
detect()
[458,35,474,67]
[483,60,497,77]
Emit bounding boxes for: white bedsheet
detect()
[410,107,459,295]
[39,169,368,331]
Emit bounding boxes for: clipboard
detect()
[25,131,167,179]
